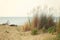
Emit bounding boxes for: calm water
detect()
[0,17,32,25]
[0,17,59,25]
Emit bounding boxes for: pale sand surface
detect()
[0,25,56,40]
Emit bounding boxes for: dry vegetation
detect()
[0,25,56,40]
[0,7,60,40]
[0,16,59,40]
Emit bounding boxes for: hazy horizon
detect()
[0,17,59,25]
[0,17,32,25]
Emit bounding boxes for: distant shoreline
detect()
[0,17,59,25]
[0,17,32,25]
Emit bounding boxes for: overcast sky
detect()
[0,0,60,17]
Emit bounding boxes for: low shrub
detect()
[31,28,38,35]
[48,27,56,34]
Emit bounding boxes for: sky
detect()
[0,0,60,17]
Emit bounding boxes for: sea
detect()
[0,17,32,25]
[0,17,59,25]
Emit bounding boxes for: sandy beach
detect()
[0,25,56,40]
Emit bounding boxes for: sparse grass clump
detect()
[22,23,31,31]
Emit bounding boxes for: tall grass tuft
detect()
[56,17,60,34]
[22,22,31,31]
[31,14,39,29]
[38,14,55,30]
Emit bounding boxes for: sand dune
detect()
[0,25,56,40]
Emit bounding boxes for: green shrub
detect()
[48,27,56,34]
[31,28,38,35]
